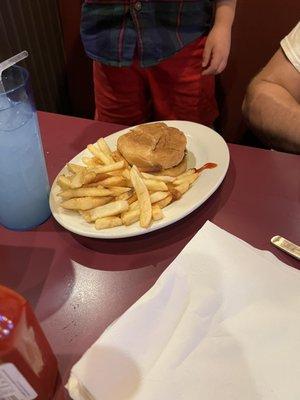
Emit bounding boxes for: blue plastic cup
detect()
[0,66,51,230]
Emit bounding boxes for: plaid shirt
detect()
[81,0,214,67]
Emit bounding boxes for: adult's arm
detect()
[242,48,300,154]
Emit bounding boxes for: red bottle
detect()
[0,285,58,399]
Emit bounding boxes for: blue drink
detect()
[0,66,51,230]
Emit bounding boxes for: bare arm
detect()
[243,48,300,154]
[202,0,237,75]
[214,0,237,30]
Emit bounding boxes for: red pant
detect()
[93,36,218,127]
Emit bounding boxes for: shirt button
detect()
[135,1,142,11]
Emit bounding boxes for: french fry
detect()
[79,210,93,223]
[129,200,139,211]
[177,168,196,179]
[173,172,199,186]
[155,194,172,209]
[130,166,152,228]
[87,173,112,183]
[89,200,129,221]
[127,193,138,205]
[173,182,190,196]
[85,182,105,188]
[129,191,169,211]
[60,196,113,211]
[125,179,133,188]
[144,179,168,192]
[121,209,140,226]
[67,163,86,174]
[122,169,131,180]
[95,216,122,230]
[107,170,126,177]
[109,186,132,196]
[70,169,85,189]
[58,187,113,200]
[122,204,164,225]
[152,204,164,221]
[166,181,189,200]
[57,175,72,189]
[141,172,175,183]
[82,156,102,167]
[89,161,125,174]
[112,150,130,168]
[87,144,112,165]
[97,138,114,161]
[168,187,183,201]
[83,172,96,185]
[117,190,134,201]
[149,191,169,204]
[83,171,102,185]
[99,176,128,188]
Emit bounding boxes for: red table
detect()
[1,112,299,399]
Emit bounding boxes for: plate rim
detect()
[49,120,230,239]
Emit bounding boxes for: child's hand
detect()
[202,25,231,75]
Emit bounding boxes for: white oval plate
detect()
[49,121,229,239]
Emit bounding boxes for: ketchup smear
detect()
[196,162,217,173]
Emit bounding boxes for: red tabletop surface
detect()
[0,111,299,399]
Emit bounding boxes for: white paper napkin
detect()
[66,221,300,400]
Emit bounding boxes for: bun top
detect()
[117,123,187,172]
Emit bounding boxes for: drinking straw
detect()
[0,51,29,93]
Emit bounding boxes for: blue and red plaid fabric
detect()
[81,0,214,67]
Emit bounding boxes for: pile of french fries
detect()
[56,137,201,230]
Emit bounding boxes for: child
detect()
[81,0,236,127]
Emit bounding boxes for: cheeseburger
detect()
[117,122,187,177]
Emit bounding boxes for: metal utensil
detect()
[271,235,300,261]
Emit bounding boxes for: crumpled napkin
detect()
[66,221,300,400]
